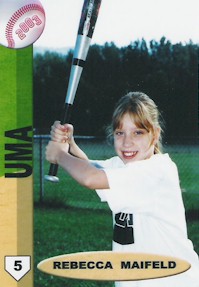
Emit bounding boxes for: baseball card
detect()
[0,1,198,287]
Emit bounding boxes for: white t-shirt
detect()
[92,154,199,287]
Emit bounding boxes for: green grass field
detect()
[34,140,199,287]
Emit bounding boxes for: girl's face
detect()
[114,113,157,164]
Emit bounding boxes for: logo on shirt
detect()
[113,213,134,245]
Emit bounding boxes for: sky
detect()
[35,0,199,49]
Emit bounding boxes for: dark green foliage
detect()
[33,39,198,144]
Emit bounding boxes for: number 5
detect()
[14,260,23,271]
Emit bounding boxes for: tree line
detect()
[33,37,198,144]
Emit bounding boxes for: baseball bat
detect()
[45,0,102,182]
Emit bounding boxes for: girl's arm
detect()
[46,141,109,190]
[51,121,88,160]
[69,137,88,160]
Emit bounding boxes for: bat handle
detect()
[44,163,59,183]
[45,104,72,183]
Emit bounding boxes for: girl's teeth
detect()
[124,151,137,157]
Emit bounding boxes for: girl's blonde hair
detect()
[108,91,163,154]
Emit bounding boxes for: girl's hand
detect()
[45,140,69,164]
[50,121,74,144]
[49,121,88,160]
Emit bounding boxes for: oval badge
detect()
[37,251,191,281]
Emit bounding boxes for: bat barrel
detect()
[66,0,102,104]
[78,0,102,39]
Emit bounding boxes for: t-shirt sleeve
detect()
[91,157,125,202]
[105,163,159,213]
[90,159,114,202]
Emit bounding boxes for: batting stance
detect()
[46,92,199,287]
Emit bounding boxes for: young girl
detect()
[46,91,199,287]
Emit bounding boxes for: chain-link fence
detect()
[34,135,199,287]
[34,135,199,212]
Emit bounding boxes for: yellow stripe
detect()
[0,176,33,286]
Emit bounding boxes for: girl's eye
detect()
[115,131,124,136]
[134,130,144,136]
